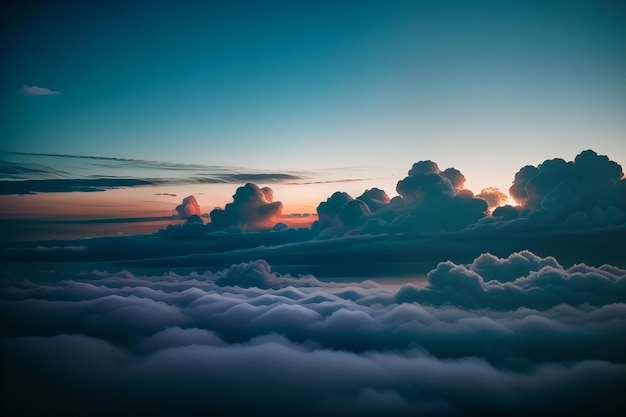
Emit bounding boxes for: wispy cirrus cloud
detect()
[0,151,306,194]
[19,85,61,95]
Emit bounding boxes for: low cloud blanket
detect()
[2,251,624,416]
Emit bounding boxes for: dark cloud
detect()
[0,177,154,194]
[209,183,283,231]
[396,161,468,203]
[357,188,390,212]
[510,150,625,214]
[441,167,466,192]
[0,160,69,179]
[0,152,305,194]
[337,199,372,228]
[312,161,487,238]
[316,192,353,229]
[408,160,441,176]
[399,191,488,233]
[220,173,301,182]
[397,250,626,310]
[291,178,373,185]
[382,161,488,233]
[465,150,626,236]
[396,170,453,204]
[1,252,625,416]
[491,204,521,220]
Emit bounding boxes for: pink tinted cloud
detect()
[20,85,61,95]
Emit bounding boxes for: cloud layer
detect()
[2,251,624,416]
[0,151,304,194]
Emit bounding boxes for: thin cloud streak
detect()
[19,85,60,95]
[0,152,307,194]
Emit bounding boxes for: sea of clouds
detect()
[2,251,625,416]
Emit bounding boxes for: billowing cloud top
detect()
[19,85,61,95]
[510,149,625,214]
[209,183,283,231]
[476,187,508,210]
[477,150,626,232]
[175,195,202,219]
[1,251,624,416]
[313,160,488,238]
[303,150,625,241]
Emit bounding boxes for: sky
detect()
[2,0,625,197]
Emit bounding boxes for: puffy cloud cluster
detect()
[175,195,202,219]
[389,161,488,232]
[2,251,624,416]
[309,151,625,238]
[314,161,488,237]
[209,183,283,231]
[396,161,467,203]
[397,250,626,309]
[509,150,625,217]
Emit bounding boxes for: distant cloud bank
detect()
[19,85,61,95]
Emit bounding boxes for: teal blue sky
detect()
[2,0,625,194]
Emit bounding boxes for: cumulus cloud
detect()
[476,187,508,210]
[209,183,283,231]
[357,188,390,212]
[396,161,454,204]
[396,161,473,203]
[1,252,625,416]
[316,191,353,229]
[510,150,625,214]
[19,85,61,95]
[175,195,202,219]
[441,167,466,192]
[389,161,487,232]
[311,161,488,238]
[468,150,626,234]
[337,199,372,228]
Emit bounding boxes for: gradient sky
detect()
[2,0,625,195]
